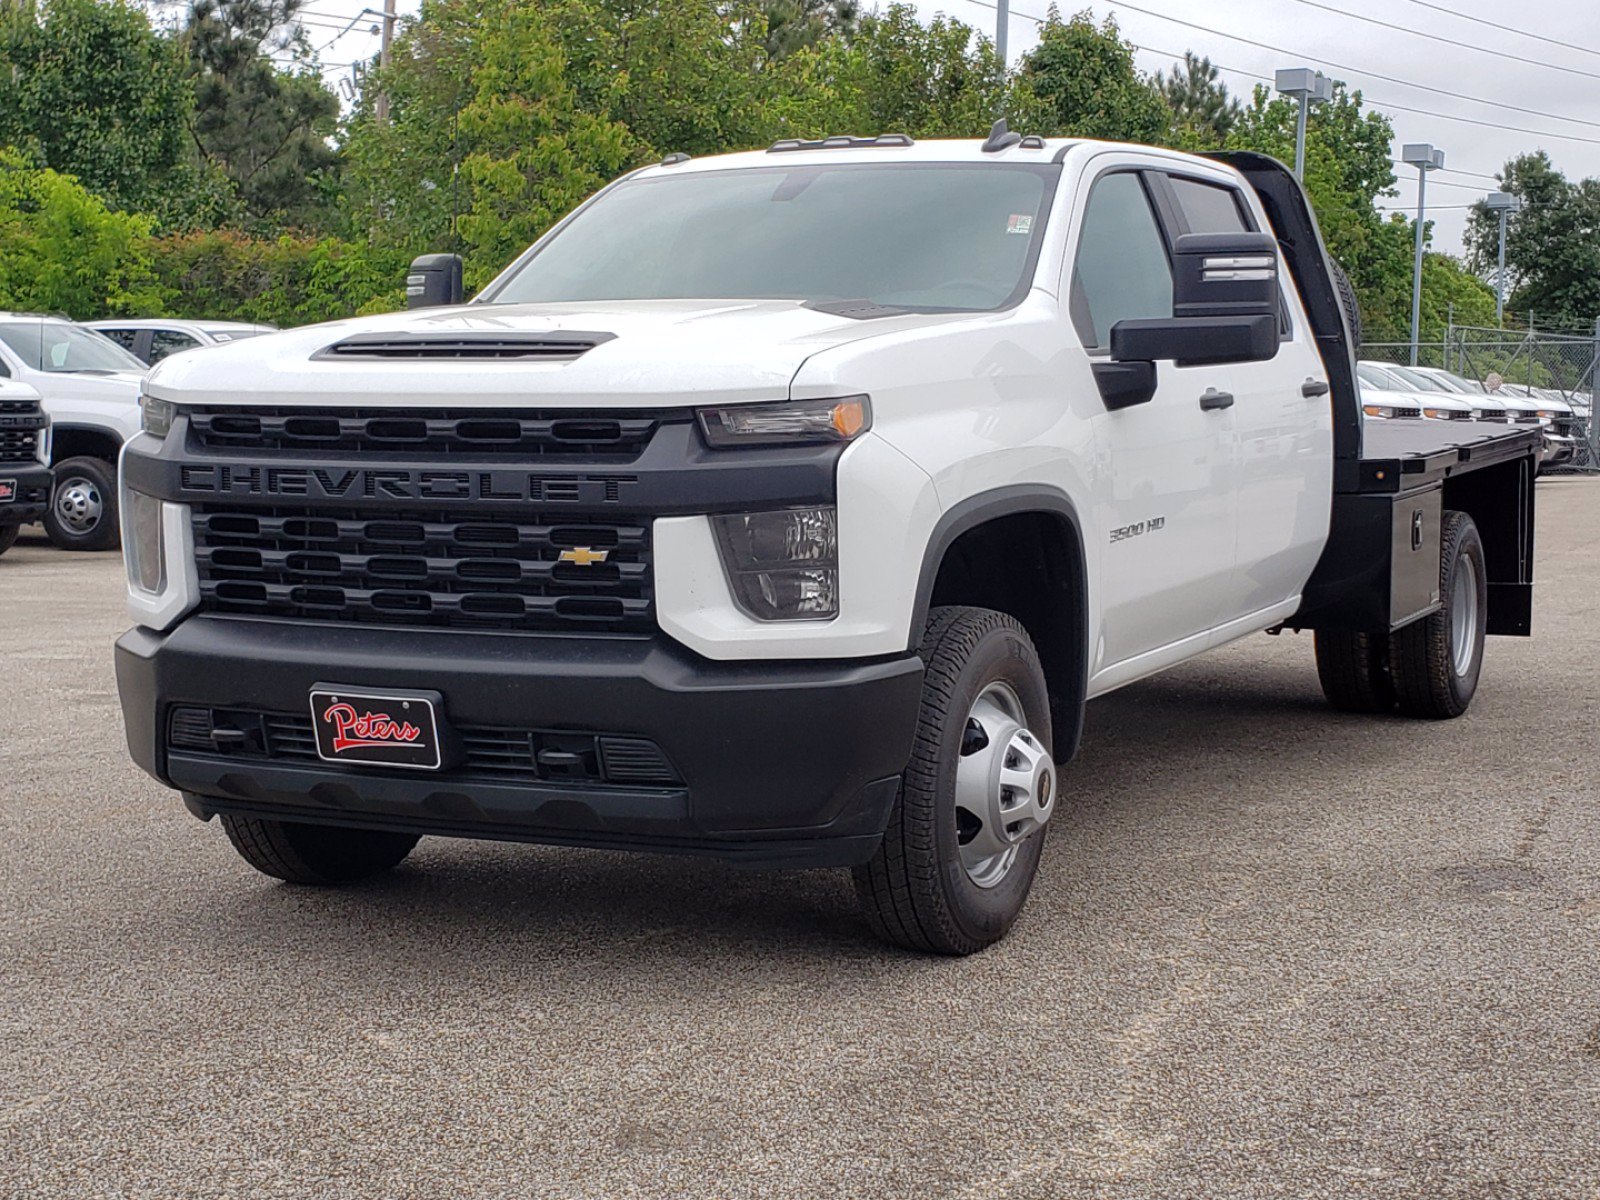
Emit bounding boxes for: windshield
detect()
[0,321,146,373]
[1386,365,1450,393]
[485,162,1058,313]
[1356,364,1402,390]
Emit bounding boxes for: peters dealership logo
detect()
[321,701,422,754]
[178,465,635,505]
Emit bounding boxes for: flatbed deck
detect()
[1356,420,1542,493]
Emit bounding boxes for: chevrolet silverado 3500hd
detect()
[0,379,51,556]
[115,134,1538,954]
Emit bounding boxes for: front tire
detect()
[0,526,17,557]
[45,456,119,551]
[854,606,1056,955]
[1389,510,1487,719]
[220,814,419,884]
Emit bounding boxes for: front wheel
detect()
[854,606,1057,955]
[1388,510,1487,719]
[220,814,419,884]
[45,456,120,551]
[0,526,17,557]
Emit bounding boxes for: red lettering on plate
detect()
[323,702,422,753]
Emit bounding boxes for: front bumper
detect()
[0,464,52,525]
[116,616,924,868]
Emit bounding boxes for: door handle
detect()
[1301,378,1330,398]
[1199,388,1235,411]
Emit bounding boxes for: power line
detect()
[1100,0,1600,132]
[1283,0,1600,84]
[1394,0,1600,63]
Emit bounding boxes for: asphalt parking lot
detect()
[3,479,1598,1200]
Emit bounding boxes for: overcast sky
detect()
[285,0,1600,261]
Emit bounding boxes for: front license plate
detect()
[310,686,443,770]
[0,479,15,504]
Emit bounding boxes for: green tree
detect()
[0,149,161,316]
[182,0,343,231]
[1154,52,1240,147]
[0,0,191,212]
[1011,9,1169,143]
[345,0,636,289]
[763,0,857,59]
[766,3,1003,140]
[1464,152,1600,327]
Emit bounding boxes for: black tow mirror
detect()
[1107,232,1281,370]
[406,253,464,309]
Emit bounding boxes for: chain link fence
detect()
[1362,318,1600,472]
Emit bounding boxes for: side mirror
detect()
[1109,232,1281,369]
[406,253,464,309]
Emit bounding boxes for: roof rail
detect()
[660,152,691,166]
[767,133,915,153]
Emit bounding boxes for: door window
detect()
[97,328,140,353]
[148,329,202,364]
[1167,176,1251,234]
[1069,172,1173,350]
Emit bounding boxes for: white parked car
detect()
[1410,366,1574,467]
[0,314,144,550]
[86,319,277,367]
[1355,363,1474,422]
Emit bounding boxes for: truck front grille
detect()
[168,706,681,788]
[0,398,44,463]
[192,505,652,633]
[187,406,675,460]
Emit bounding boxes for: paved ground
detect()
[2,481,1598,1200]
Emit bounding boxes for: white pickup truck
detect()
[115,132,1539,953]
[0,314,144,550]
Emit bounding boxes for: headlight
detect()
[1535,410,1558,420]
[1422,408,1455,420]
[123,488,166,594]
[712,507,838,620]
[698,396,870,448]
[1362,404,1395,418]
[141,394,178,438]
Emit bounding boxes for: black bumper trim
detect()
[0,463,52,525]
[117,617,924,867]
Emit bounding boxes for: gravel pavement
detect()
[2,480,1598,1199]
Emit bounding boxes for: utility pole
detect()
[1485,191,1521,327]
[374,0,397,125]
[1402,142,1444,366]
[1274,68,1332,180]
[995,0,1009,71]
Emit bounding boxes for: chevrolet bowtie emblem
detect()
[558,546,610,567]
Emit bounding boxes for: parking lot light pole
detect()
[1275,68,1333,179]
[1402,143,1444,366]
[1484,191,1522,327]
[995,0,1008,67]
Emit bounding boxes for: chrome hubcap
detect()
[55,477,103,533]
[954,681,1055,889]
[1451,553,1480,677]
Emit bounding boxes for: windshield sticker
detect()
[1007,214,1033,235]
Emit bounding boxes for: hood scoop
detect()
[316,330,615,361]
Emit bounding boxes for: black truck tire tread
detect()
[1388,511,1486,719]
[1314,629,1395,713]
[0,526,17,557]
[220,814,419,884]
[854,606,1049,956]
[1330,259,1363,348]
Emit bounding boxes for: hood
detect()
[32,370,143,403]
[144,299,974,410]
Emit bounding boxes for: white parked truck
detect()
[115,132,1539,953]
[0,378,52,557]
[0,314,144,550]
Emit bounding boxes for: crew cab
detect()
[0,314,144,550]
[0,379,51,557]
[114,133,1539,954]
